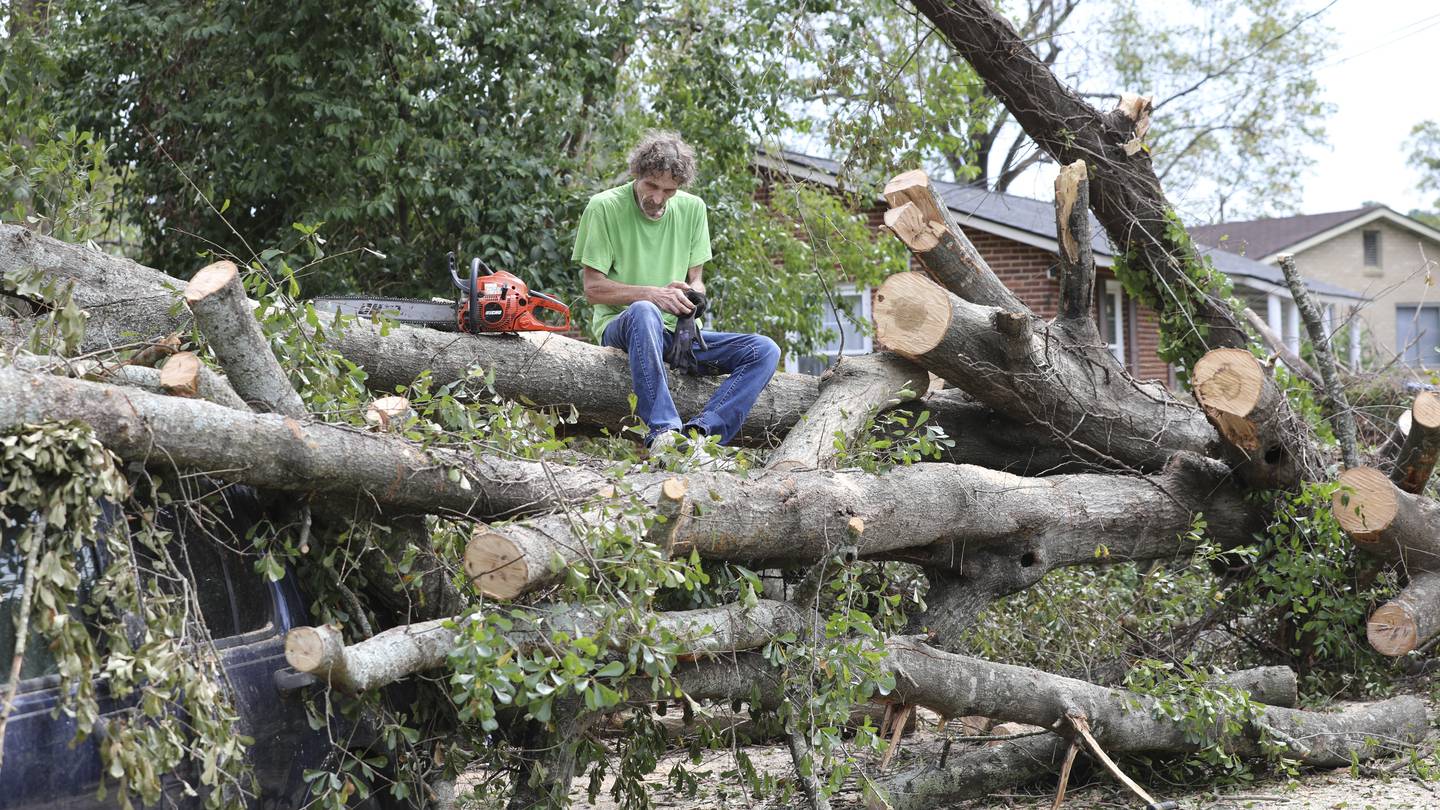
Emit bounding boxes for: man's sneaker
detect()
[680,433,738,472]
[647,429,682,455]
[647,430,736,472]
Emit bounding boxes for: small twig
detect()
[0,538,42,770]
[1279,253,1359,467]
[1051,739,1082,810]
[879,703,913,771]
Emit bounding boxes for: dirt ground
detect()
[552,704,1440,810]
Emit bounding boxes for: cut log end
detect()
[285,624,343,674]
[874,273,953,358]
[183,260,240,304]
[1414,392,1440,430]
[159,351,202,398]
[1367,602,1419,657]
[883,204,942,252]
[1332,467,1397,543]
[465,527,532,600]
[365,395,414,431]
[1191,348,1266,448]
[883,169,932,208]
[660,477,688,503]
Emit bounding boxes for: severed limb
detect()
[874,271,1218,473]
[183,260,307,417]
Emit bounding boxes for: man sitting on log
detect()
[574,131,780,453]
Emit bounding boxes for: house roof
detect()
[759,149,1365,301]
[1189,207,1380,259]
[1190,206,1440,265]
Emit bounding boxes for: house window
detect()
[1098,280,1127,366]
[788,285,872,376]
[1363,230,1381,267]
[1397,305,1440,367]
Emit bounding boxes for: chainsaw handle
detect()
[448,252,464,291]
[524,291,572,332]
[467,258,480,333]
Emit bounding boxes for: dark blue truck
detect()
[0,498,355,809]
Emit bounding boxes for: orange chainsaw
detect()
[310,252,572,334]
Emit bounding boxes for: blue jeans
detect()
[601,300,780,445]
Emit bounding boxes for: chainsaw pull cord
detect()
[666,290,709,376]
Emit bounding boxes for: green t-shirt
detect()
[572,180,713,341]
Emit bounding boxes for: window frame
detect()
[785,283,874,375]
[1363,229,1382,268]
[1397,303,1440,368]
[1099,279,1127,367]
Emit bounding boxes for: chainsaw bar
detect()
[309,296,459,331]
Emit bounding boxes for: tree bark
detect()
[908,453,1264,645]
[766,353,927,472]
[887,391,1080,474]
[874,271,1219,472]
[1191,348,1317,489]
[1391,392,1440,494]
[906,0,1250,357]
[0,224,188,351]
[183,261,307,418]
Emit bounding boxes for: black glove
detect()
[665,289,709,376]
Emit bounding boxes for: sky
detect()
[998,0,1440,222]
[1300,0,1440,214]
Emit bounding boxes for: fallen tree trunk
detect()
[874,270,1219,471]
[464,449,1260,601]
[889,390,1081,474]
[863,638,1429,808]
[1332,466,1440,655]
[0,224,188,349]
[9,351,248,411]
[3,365,1268,601]
[870,665,1301,809]
[2,227,1084,468]
[766,353,926,472]
[284,599,811,693]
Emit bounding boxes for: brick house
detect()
[759,150,1365,387]
[1191,207,1440,368]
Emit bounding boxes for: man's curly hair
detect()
[627,131,697,186]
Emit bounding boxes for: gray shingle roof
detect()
[769,150,1364,300]
[1189,207,1380,258]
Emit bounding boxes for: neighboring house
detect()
[1192,206,1440,369]
[759,150,1365,385]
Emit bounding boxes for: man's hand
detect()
[648,285,696,315]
